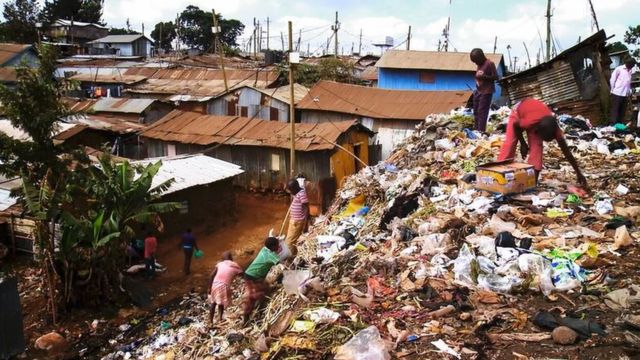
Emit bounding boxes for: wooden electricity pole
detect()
[545,0,552,62]
[212,9,228,92]
[406,26,411,50]
[358,29,362,55]
[493,36,497,54]
[266,17,270,50]
[523,41,531,69]
[332,11,339,58]
[288,21,296,177]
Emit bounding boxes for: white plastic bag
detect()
[282,270,311,296]
[453,244,477,287]
[303,308,340,324]
[334,326,390,360]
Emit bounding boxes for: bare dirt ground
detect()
[3,191,288,359]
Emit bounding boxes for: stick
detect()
[279,204,292,237]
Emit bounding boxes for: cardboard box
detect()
[475,160,536,195]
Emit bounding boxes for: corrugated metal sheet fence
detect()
[0,277,26,359]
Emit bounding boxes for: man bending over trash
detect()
[208,251,243,326]
[242,237,280,324]
[497,98,588,189]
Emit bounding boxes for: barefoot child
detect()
[208,251,243,325]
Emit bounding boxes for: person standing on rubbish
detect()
[208,251,243,326]
[497,98,588,188]
[144,231,157,279]
[242,237,280,324]
[470,48,498,132]
[609,57,636,125]
[180,228,199,275]
[285,179,309,255]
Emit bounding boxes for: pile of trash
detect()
[100,110,640,359]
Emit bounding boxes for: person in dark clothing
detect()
[144,231,157,279]
[180,228,199,275]
[470,48,498,132]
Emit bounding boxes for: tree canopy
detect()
[1,0,40,43]
[624,25,640,57]
[41,0,104,25]
[151,21,177,51]
[177,6,244,51]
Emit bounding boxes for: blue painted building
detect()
[376,50,506,102]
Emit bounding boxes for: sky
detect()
[5,0,640,69]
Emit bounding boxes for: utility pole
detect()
[281,32,285,51]
[406,25,411,50]
[358,29,362,55]
[513,56,518,72]
[587,0,599,31]
[142,23,145,35]
[493,36,497,54]
[332,11,339,58]
[307,43,310,56]
[545,0,552,62]
[257,20,262,52]
[213,9,228,92]
[159,22,163,52]
[288,21,296,177]
[253,18,257,59]
[297,29,302,52]
[506,44,512,72]
[266,17,270,50]
[523,41,531,69]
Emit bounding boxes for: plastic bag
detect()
[551,259,584,292]
[282,270,311,296]
[518,253,548,274]
[477,273,522,294]
[334,326,390,360]
[193,249,204,258]
[453,244,477,287]
[303,308,340,324]
[278,239,291,261]
[613,225,633,250]
[595,199,614,215]
[487,215,516,235]
[316,235,346,261]
[419,233,452,255]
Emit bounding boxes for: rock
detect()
[34,332,69,354]
[552,326,578,345]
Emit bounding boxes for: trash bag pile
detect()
[101,110,640,359]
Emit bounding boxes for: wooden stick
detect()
[279,204,292,237]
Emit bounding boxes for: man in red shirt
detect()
[497,98,588,188]
[144,231,158,279]
[470,48,498,132]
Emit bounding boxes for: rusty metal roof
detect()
[0,43,33,66]
[124,68,279,97]
[69,73,148,84]
[0,67,17,82]
[376,50,504,72]
[297,80,472,120]
[61,114,145,134]
[92,97,156,114]
[63,98,98,112]
[141,110,371,152]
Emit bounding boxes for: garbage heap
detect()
[101,111,640,359]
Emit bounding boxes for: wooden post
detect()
[288,21,296,177]
[545,0,552,62]
[266,17,270,50]
[333,12,339,58]
[213,9,228,92]
[406,25,411,50]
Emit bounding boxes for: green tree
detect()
[108,27,139,35]
[624,25,640,57]
[151,21,177,51]
[1,0,40,43]
[41,0,103,25]
[607,41,628,53]
[178,5,244,51]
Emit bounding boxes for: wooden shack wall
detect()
[331,131,370,187]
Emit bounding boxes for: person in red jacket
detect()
[497,98,588,188]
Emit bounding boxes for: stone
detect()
[34,332,69,354]
[552,326,578,345]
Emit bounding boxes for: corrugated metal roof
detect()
[89,34,153,44]
[0,188,17,211]
[68,73,148,84]
[60,114,146,134]
[376,50,504,72]
[0,67,17,82]
[124,68,279,97]
[296,80,472,120]
[141,110,371,152]
[53,19,108,29]
[0,43,33,66]
[64,98,98,112]
[228,84,309,104]
[92,97,156,114]
[132,154,243,195]
[0,119,77,142]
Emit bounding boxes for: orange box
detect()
[475,160,536,195]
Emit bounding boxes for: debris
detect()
[34,332,68,354]
[552,326,578,345]
[334,326,390,360]
[431,339,461,359]
[613,225,634,250]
